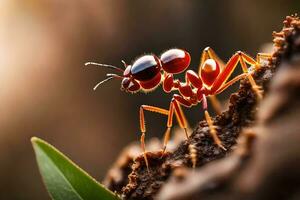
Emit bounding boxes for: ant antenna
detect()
[93,76,114,91]
[121,60,127,68]
[93,74,124,91]
[85,62,124,73]
[106,73,124,79]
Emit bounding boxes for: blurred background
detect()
[0,0,298,199]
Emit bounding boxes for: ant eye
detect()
[128,79,141,92]
[160,49,191,74]
[121,78,130,89]
[121,78,140,92]
[131,55,161,81]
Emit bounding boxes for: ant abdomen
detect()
[200,59,220,86]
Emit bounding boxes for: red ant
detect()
[85,47,271,171]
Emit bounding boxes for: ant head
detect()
[120,64,141,93]
[85,54,162,93]
[123,54,162,91]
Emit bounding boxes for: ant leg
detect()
[202,94,226,150]
[189,144,197,168]
[199,47,226,70]
[199,47,226,113]
[239,53,263,99]
[171,96,198,167]
[241,52,272,70]
[256,53,272,64]
[139,105,169,172]
[210,52,263,99]
[139,104,189,162]
[215,73,249,94]
[240,52,271,99]
[205,110,226,150]
[208,95,222,115]
[162,101,175,154]
[162,95,191,153]
[173,96,191,139]
[210,53,240,93]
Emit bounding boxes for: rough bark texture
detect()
[103,15,300,200]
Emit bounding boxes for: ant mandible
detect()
[85,47,271,171]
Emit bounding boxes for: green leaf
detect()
[31,137,120,200]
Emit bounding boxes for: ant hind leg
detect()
[239,52,264,99]
[210,51,265,100]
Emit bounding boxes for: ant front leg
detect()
[139,105,169,172]
[162,94,191,153]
